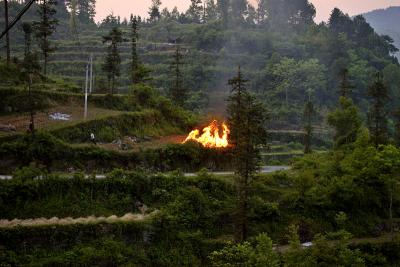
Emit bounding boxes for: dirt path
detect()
[0,105,122,133]
[0,211,157,228]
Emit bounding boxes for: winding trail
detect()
[0,212,157,228]
[0,166,291,180]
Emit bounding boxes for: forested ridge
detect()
[363,6,400,60]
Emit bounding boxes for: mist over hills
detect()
[363,6,400,59]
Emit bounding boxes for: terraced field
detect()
[0,104,123,133]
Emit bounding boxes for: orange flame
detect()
[183,120,230,148]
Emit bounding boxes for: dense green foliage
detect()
[0,131,237,172]
[327,97,362,148]
[2,1,400,266]
[1,160,400,265]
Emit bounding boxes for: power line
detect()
[0,0,36,40]
[4,0,10,63]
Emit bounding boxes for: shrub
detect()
[13,163,46,181]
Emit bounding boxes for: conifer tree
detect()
[338,68,353,98]
[328,69,361,148]
[368,72,389,147]
[129,16,149,84]
[256,0,266,24]
[171,6,180,21]
[187,0,203,23]
[230,0,247,24]
[77,0,96,23]
[328,8,353,36]
[227,66,268,243]
[328,97,362,148]
[102,27,123,95]
[66,0,95,23]
[217,0,229,27]
[161,7,171,19]
[21,23,40,78]
[394,108,400,147]
[130,15,139,83]
[246,4,257,26]
[33,0,58,79]
[21,22,40,134]
[149,0,162,22]
[68,0,78,38]
[303,96,314,154]
[168,45,186,107]
[204,0,218,22]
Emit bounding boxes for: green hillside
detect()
[2,1,400,127]
[3,1,400,266]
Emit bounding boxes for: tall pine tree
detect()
[130,15,149,84]
[187,0,203,23]
[328,97,362,148]
[230,0,247,24]
[102,27,123,95]
[368,72,389,147]
[303,96,314,154]
[78,0,96,23]
[256,0,266,24]
[227,66,268,243]
[338,68,353,98]
[68,0,78,39]
[21,22,40,134]
[204,0,218,22]
[217,0,229,27]
[148,0,162,22]
[168,45,186,107]
[130,15,139,83]
[327,68,362,148]
[33,0,58,79]
[394,108,400,147]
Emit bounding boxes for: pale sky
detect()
[95,0,400,23]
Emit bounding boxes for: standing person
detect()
[27,121,34,134]
[90,132,97,145]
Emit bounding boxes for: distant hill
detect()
[362,6,400,59]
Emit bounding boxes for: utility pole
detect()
[28,73,35,133]
[84,61,89,120]
[4,0,11,64]
[92,72,95,94]
[89,54,93,94]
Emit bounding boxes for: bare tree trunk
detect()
[4,0,11,64]
[111,76,114,95]
[390,188,393,240]
[44,55,47,79]
[43,0,47,79]
[285,87,288,106]
[235,177,248,243]
[28,73,35,134]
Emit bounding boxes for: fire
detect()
[183,120,230,148]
